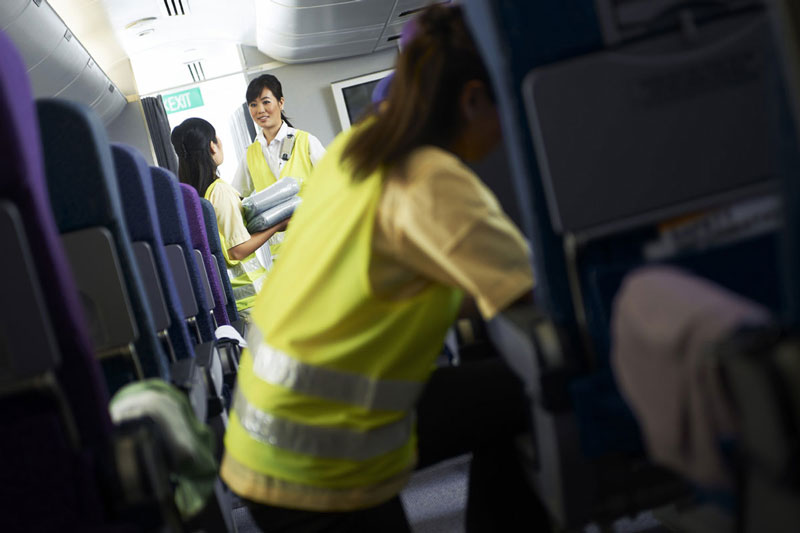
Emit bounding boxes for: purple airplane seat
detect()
[180,183,231,327]
[0,29,115,531]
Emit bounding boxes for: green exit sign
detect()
[162,87,204,114]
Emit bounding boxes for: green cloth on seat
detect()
[109,379,218,519]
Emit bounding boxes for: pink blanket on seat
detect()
[612,266,769,488]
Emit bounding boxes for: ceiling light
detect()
[125,17,157,30]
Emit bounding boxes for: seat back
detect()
[37,98,172,387]
[718,4,800,532]
[111,143,197,361]
[150,167,216,342]
[773,0,800,325]
[0,29,117,531]
[180,183,230,327]
[0,30,111,446]
[200,198,239,322]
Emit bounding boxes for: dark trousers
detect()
[244,358,551,532]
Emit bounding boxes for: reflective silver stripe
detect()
[268,232,284,247]
[233,388,413,461]
[232,273,266,302]
[233,284,256,301]
[248,328,423,411]
[228,256,263,279]
[252,273,266,293]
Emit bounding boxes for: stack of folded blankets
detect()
[242,177,301,233]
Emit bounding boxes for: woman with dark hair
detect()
[222,5,549,531]
[232,73,326,261]
[171,117,284,316]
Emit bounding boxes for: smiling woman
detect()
[232,73,326,264]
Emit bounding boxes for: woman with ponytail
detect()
[171,118,283,317]
[222,5,549,531]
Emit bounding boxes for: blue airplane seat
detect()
[36,99,172,390]
[200,198,240,324]
[465,0,783,527]
[111,143,197,361]
[149,166,217,343]
[180,183,230,327]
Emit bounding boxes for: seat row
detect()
[0,29,241,532]
[463,0,800,531]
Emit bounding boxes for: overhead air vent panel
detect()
[186,61,206,82]
[161,0,190,17]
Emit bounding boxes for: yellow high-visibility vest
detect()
[246,130,314,260]
[222,127,463,511]
[204,180,267,312]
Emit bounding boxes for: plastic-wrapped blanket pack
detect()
[242,177,301,232]
[246,196,302,233]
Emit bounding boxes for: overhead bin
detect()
[256,0,431,63]
[0,0,125,125]
[28,30,88,98]
[3,0,64,69]
[375,20,406,51]
[0,0,30,30]
[56,59,107,106]
[93,85,125,124]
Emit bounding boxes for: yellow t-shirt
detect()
[370,146,533,320]
[205,179,250,250]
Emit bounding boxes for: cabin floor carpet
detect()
[231,454,668,533]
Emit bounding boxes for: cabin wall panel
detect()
[106,99,157,166]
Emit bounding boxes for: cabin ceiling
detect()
[49,0,422,95]
[50,0,259,96]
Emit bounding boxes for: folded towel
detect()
[246,196,302,233]
[242,177,300,221]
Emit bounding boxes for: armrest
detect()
[230,319,247,338]
[170,358,208,422]
[194,341,226,417]
[106,417,182,532]
[215,339,240,388]
[487,305,581,412]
